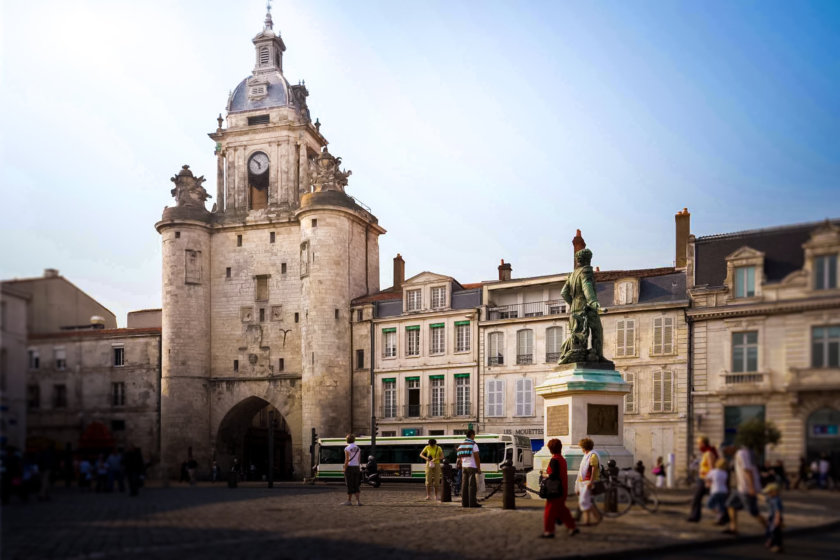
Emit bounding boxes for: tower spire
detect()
[264,0,273,31]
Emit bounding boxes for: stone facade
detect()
[155,10,383,479]
[688,219,840,468]
[1,284,30,450]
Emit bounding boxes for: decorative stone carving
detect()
[290,83,311,123]
[170,165,211,207]
[308,147,351,193]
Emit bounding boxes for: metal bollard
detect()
[605,486,617,513]
[441,461,453,502]
[502,461,515,510]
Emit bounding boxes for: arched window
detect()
[487,332,504,366]
[516,329,533,365]
[546,327,563,362]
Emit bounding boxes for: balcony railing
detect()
[488,355,504,366]
[382,403,473,420]
[516,354,534,365]
[487,300,566,321]
[546,352,561,362]
[724,373,765,385]
[380,405,398,419]
[405,403,421,418]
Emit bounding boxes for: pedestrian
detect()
[705,458,730,525]
[652,456,667,488]
[37,445,56,501]
[106,449,123,492]
[95,454,108,493]
[187,456,198,486]
[124,444,144,497]
[78,457,92,491]
[341,434,362,506]
[763,482,784,553]
[687,436,718,522]
[792,456,809,490]
[575,437,601,526]
[772,460,789,490]
[818,453,830,489]
[457,429,482,508]
[723,444,766,536]
[419,438,444,501]
[540,438,579,539]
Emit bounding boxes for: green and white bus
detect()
[315,434,534,482]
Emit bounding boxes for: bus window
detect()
[319,446,344,465]
[478,443,505,465]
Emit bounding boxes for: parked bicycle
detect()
[591,460,659,517]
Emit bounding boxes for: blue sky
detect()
[1,1,838,325]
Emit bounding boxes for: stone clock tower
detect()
[155,7,384,479]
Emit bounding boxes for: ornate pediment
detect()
[308,147,351,193]
[803,220,840,250]
[403,271,453,286]
[725,246,765,262]
[170,165,210,207]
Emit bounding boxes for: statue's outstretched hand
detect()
[588,301,601,311]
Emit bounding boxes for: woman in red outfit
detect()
[541,438,580,538]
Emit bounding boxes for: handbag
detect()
[539,477,565,500]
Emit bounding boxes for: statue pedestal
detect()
[527,362,634,494]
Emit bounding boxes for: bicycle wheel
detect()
[640,479,659,513]
[593,484,633,518]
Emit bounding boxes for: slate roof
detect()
[694,219,839,288]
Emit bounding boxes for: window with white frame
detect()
[54,347,66,371]
[616,320,635,357]
[431,286,446,309]
[383,379,397,418]
[430,376,445,416]
[624,372,636,413]
[617,281,634,304]
[455,322,470,352]
[488,332,504,365]
[514,378,534,416]
[112,382,125,407]
[652,317,674,355]
[812,325,840,368]
[546,327,563,362]
[406,289,422,312]
[516,329,534,365]
[430,324,445,355]
[455,375,470,416]
[652,370,673,412]
[732,331,758,372]
[406,327,420,356]
[28,349,39,370]
[814,254,838,290]
[734,266,756,298]
[383,329,397,358]
[113,346,125,367]
[485,379,505,417]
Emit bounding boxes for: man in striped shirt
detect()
[457,429,482,508]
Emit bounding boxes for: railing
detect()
[488,355,504,366]
[380,405,398,420]
[427,403,446,418]
[546,352,561,362]
[724,373,764,385]
[487,300,566,321]
[382,403,474,420]
[405,404,421,418]
[516,354,534,365]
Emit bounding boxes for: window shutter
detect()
[515,379,523,416]
[486,379,495,416]
[624,372,635,413]
[663,371,673,412]
[626,320,635,355]
[616,320,625,357]
[524,378,533,416]
[653,370,662,412]
[653,318,663,355]
[663,318,674,354]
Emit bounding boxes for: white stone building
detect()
[688,219,840,468]
[1,283,30,450]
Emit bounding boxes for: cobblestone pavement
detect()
[2,483,838,560]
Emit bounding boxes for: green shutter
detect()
[381,327,396,333]
[430,374,445,380]
[406,325,420,331]
[382,377,396,383]
[455,320,471,326]
[430,323,445,328]
[406,376,420,381]
[454,373,470,378]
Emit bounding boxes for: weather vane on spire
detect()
[264,0,273,31]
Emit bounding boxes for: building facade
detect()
[688,219,840,468]
[155,9,383,478]
[1,284,30,450]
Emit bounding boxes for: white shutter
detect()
[652,371,662,412]
[653,318,663,355]
[515,379,524,416]
[524,378,534,416]
[624,372,635,413]
[486,379,505,417]
[663,318,674,354]
[626,320,635,356]
[663,371,673,412]
[616,321,625,357]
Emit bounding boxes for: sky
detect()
[1,0,838,326]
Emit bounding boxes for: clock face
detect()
[249,152,269,175]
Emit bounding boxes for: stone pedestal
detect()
[527,362,634,493]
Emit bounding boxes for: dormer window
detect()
[814,254,837,290]
[430,286,446,310]
[615,279,637,305]
[734,266,756,298]
[406,289,421,312]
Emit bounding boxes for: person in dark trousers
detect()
[687,436,718,522]
[792,456,809,489]
[124,445,144,497]
[763,483,784,553]
[540,438,579,538]
[457,429,481,508]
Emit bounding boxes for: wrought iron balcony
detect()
[546,352,561,363]
[405,403,421,418]
[488,355,504,366]
[516,354,534,365]
[380,405,398,420]
[487,300,566,321]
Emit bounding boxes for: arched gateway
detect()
[215,397,293,480]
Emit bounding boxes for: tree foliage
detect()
[735,418,781,452]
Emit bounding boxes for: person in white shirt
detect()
[705,458,730,525]
[342,434,362,506]
[724,446,766,535]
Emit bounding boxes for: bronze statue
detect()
[557,246,609,364]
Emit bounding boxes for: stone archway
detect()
[215,396,293,481]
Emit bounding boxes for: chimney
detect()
[498,259,512,281]
[393,254,405,290]
[572,229,586,253]
[44,268,59,278]
[675,208,691,268]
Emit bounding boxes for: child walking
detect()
[764,483,783,553]
[705,458,730,525]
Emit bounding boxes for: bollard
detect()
[502,461,516,510]
[441,460,453,502]
[605,486,617,513]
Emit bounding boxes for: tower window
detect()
[270,232,275,243]
[335,308,339,320]
[237,235,242,247]
[233,360,239,372]
[260,46,269,65]
[312,219,318,227]
[247,115,270,126]
[259,308,266,322]
[281,263,287,274]
[294,312,299,323]
[226,267,231,278]
[255,275,269,301]
[175,232,180,239]
[278,358,285,372]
